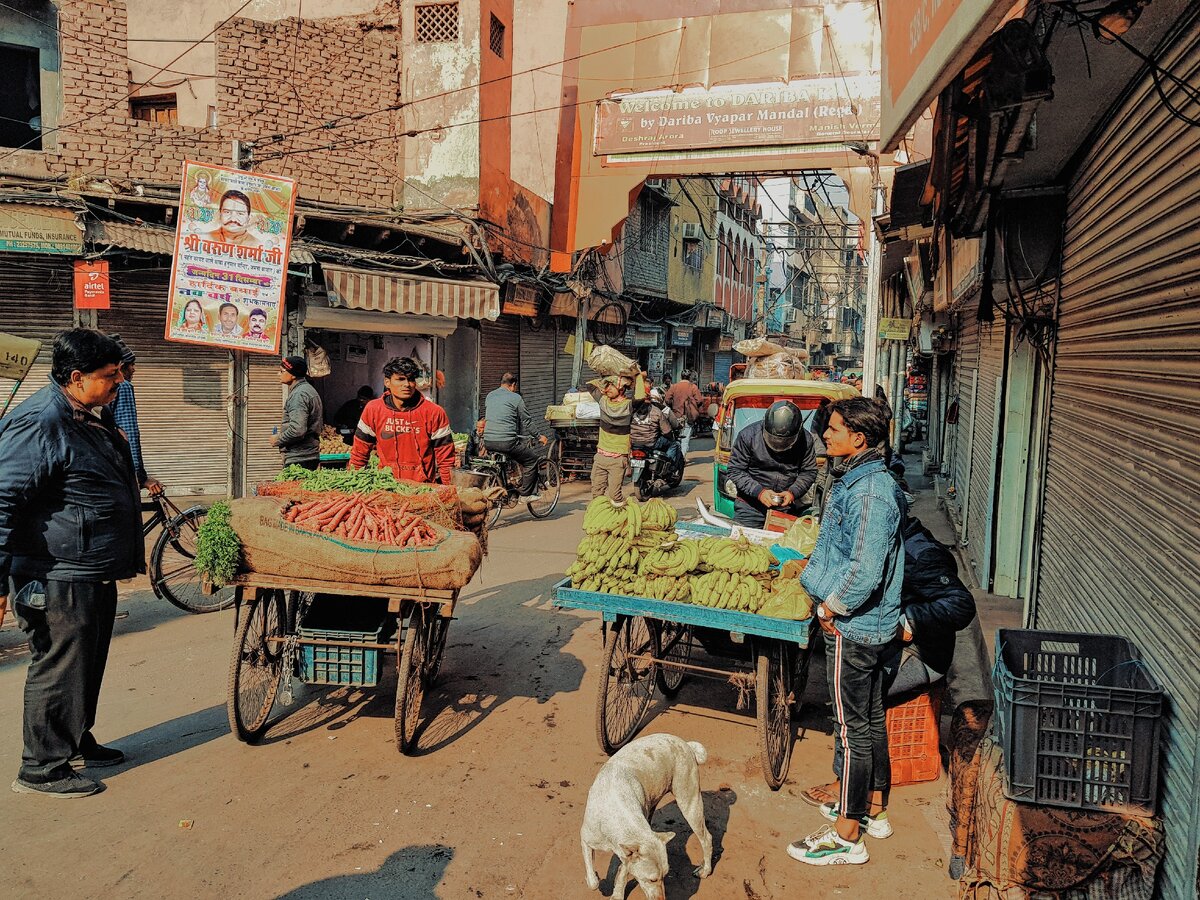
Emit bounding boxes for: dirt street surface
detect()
[0,439,956,899]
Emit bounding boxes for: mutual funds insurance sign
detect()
[594,78,880,159]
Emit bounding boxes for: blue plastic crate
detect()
[299,599,388,687]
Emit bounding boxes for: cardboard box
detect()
[764,509,799,534]
[545,404,578,421]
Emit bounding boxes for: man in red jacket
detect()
[349,356,455,484]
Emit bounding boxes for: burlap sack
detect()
[228,498,482,589]
[734,337,788,358]
[744,351,808,379]
[587,344,639,376]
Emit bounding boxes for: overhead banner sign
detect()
[880,0,1011,150]
[73,260,111,309]
[0,204,83,255]
[0,331,40,380]
[595,77,881,159]
[165,160,297,354]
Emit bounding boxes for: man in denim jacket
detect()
[788,397,904,867]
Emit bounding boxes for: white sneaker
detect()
[786,824,869,866]
[819,801,894,839]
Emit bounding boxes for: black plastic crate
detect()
[993,628,1162,816]
[299,596,389,687]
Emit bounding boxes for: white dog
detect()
[580,733,714,900]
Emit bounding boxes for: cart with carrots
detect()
[204,468,488,753]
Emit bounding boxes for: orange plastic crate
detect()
[886,683,944,786]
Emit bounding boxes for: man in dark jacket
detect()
[727,400,818,528]
[273,355,323,470]
[0,329,145,798]
[885,515,976,695]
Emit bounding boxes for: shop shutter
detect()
[713,351,733,385]
[0,257,75,409]
[244,351,285,490]
[697,349,715,387]
[97,270,232,497]
[1036,14,1200,894]
[964,322,1005,584]
[478,314,520,414]
[553,318,575,402]
[949,310,980,524]
[519,319,556,437]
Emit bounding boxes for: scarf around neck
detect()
[831,444,885,480]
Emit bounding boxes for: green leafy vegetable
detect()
[194,501,241,588]
[275,462,440,495]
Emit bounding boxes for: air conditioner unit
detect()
[681,222,703,241]
[645,178,667,190]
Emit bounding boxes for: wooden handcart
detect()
[554,578,815,789]
[549,419,599,479]
[223,571,457,753]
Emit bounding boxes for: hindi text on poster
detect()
[165,161,297,355]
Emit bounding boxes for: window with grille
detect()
[415,2,459,43]
[683,239,702,271]
[489,13,505,58]
[0,43,42,149]
[130,94,178,125]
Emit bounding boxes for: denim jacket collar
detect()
[838,456,887,490]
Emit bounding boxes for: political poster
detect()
[165,161,297,354]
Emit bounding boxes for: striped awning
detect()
[322,264,500,321]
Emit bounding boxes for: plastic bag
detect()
[744,351,808,379]
[306,344,332,378]
[735,337,789,358]
[587,344,639,377]
[779,515,820,556]
[758,581,814,620]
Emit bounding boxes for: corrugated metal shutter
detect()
[97,270,232,496]
[244,351,284,490]
[965,322,1005,584]
[950,311,980,522]
[519,319,556,437]
[0,257,75,409]
[553,318,575,401]
[714,351,733,385]
[1036,15,1200,895]
[479,314,520,412]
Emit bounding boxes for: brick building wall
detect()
[25,1,404,209]
[622,190,670,298]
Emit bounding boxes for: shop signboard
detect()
[0,204,83,254]
[165,161,297,354]
[0,331,40,381]
[630,328,661,349]
[718,335,735,352]
[878,317,911,341]
[647,348,665,382]
[671,325,694,347]
[73,260,111,309]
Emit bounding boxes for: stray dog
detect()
[581,733,713,900]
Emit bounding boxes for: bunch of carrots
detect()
[283,492,442,548]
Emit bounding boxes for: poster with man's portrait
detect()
[165,161,297,354]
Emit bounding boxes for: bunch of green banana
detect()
[575,571,640,595]
[639,540,702,577]
[703,536,775,575]
[690,571,766,612]
[641,575,691,603]
[641,498,677,532]
[582,496,645,540]
[632,529,674,550]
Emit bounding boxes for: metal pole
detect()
[861,175,886,393]
[0,379,22,420]
[229,141,251,497]
[571,294,587,388]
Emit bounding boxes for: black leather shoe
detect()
[70,740,126,768]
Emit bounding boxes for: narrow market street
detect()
[0,440,961,899]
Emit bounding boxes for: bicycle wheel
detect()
[595,616,658,754]
[480,471,506,529]
[653,621,692,697]
[151,507,236,613]
[395,604,437,753]
[227,589,287,742]
[526,458,561,519]
[757,640,796,790]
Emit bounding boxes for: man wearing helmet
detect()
[726,400,818,528]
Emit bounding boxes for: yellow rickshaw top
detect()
[721,378,860,404]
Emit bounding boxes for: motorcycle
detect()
[631,433,685,498]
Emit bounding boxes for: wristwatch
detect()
[817,603,830,620]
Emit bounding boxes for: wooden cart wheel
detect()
[653,621,692,697]
[757,640,796,790]
[792,620,818,712]
[227,588,287,742]
[595,616,659,754]
[395,604,437,753]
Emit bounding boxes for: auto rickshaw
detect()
[712,378,860,518]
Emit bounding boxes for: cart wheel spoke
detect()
[526,459,561,519]
[653,622,692,697]
[395,605,436,753]
[595,616,658,754]
[227,590,286,742]
[757,641,795,790]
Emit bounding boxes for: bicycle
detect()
[145,491,236,614]
[469,443,562,527]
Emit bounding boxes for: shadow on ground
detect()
[274,844,453,900]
